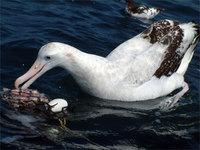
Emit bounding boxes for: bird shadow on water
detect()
[77,91,181,113]
[71,92,194,149]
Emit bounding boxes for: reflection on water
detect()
[1,0,200,149]
[1,92,199,149]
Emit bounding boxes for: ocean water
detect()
[1,0,200,149]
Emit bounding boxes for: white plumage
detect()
[15,20,199,106]
[126,7,162,19]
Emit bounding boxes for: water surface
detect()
[1,0,200,149]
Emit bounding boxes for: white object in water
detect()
[48,98,68,113]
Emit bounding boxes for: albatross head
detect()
[15,42,77,89]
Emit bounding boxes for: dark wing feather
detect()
[141,20,199,78]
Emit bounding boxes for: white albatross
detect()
[15,20,199,106]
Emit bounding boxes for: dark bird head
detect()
[157,8,165,12]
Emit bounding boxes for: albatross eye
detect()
[45,56,51,60]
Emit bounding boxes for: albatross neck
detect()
[59,45,108,81]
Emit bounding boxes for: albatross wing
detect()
[107,20,199,85]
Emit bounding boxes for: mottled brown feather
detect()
[141,20,199,78]
[125,0,164,14]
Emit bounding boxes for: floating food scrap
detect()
[1,88,49,110]
[0,88,70,126]
[1,88,72,130]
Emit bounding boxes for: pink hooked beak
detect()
[15,59,45,89]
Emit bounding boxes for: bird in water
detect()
[125,0,164,19]
[15,19,199,107]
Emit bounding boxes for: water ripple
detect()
[1,0,200,149]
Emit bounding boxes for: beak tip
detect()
[14,79,19,89]
[14,59,43,90]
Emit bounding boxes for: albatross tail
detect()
[176,22,200,75]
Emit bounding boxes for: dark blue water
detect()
[1,0,200,149]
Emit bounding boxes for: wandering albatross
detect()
[125,0,164,19]
[15,19,199,107]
